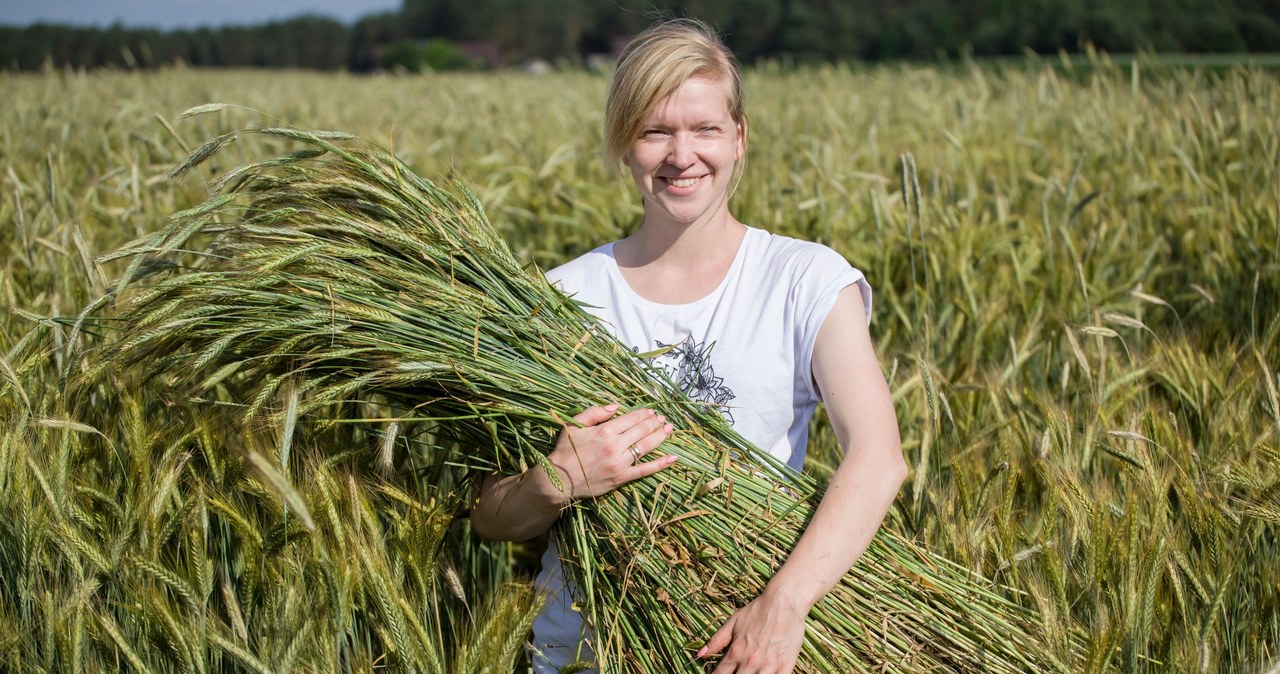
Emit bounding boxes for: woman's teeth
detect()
[669,177,698,188]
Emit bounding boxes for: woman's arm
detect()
[470,404,677,541]
[699,284,907,674]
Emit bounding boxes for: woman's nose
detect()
[667,134,695,168]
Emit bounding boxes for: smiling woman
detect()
[469,18,907,674]
[623,76,745,234]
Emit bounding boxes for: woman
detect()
[471,18,906,674]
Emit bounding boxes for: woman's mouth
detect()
[664,176,700,188]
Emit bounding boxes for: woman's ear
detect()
[735,117,748,161]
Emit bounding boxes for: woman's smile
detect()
[662,175,704,191]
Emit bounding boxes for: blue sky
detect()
[0,0,401,28]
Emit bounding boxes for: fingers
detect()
[570,404,653,434]
[617,412,672,459]
[571,403,619,427]
[572,406,670,456]
[698,618,735,659]
[631,451,678,478]
[555,404,677,496]
[609,407,662,432]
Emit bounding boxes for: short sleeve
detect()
[793,245,872,401]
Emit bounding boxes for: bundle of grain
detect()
[96,122,1077,673]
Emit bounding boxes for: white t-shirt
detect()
[530,225,871,672]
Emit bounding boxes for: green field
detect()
[1,60,1278,672]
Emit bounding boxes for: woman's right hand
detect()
[547,403,678,500]
[471,403,677,541]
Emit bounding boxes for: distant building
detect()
[457,41,503,68]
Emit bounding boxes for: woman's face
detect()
[624,76,745,228]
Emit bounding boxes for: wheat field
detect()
[1,58,1277,672]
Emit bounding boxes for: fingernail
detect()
[604,403,618,411]
[667,455,679,464]
[696,646,708,658]
[664,423,674,433]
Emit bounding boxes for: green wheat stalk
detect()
[93,123,1078,673]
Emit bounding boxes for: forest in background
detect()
[2,0,1279,72]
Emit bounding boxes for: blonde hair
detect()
[603,18,746,169]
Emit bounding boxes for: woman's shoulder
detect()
[744,226,872,319]
[745,227,859,278]
[544,242,617,289]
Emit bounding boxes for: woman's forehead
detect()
[646,77,735,122]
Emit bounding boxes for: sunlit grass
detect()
[1,57,1277,672]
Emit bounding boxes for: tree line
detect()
[3,0,1278,72]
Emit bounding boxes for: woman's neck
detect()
[621,209,745,268]
[612,211,747,305]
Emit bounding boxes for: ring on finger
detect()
[627,445,641,462]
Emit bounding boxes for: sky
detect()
[0,0,402,29]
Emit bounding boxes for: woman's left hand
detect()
[696,285,905,674]
[697,589,808,674]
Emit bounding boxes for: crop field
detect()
[1,59,1278,673]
